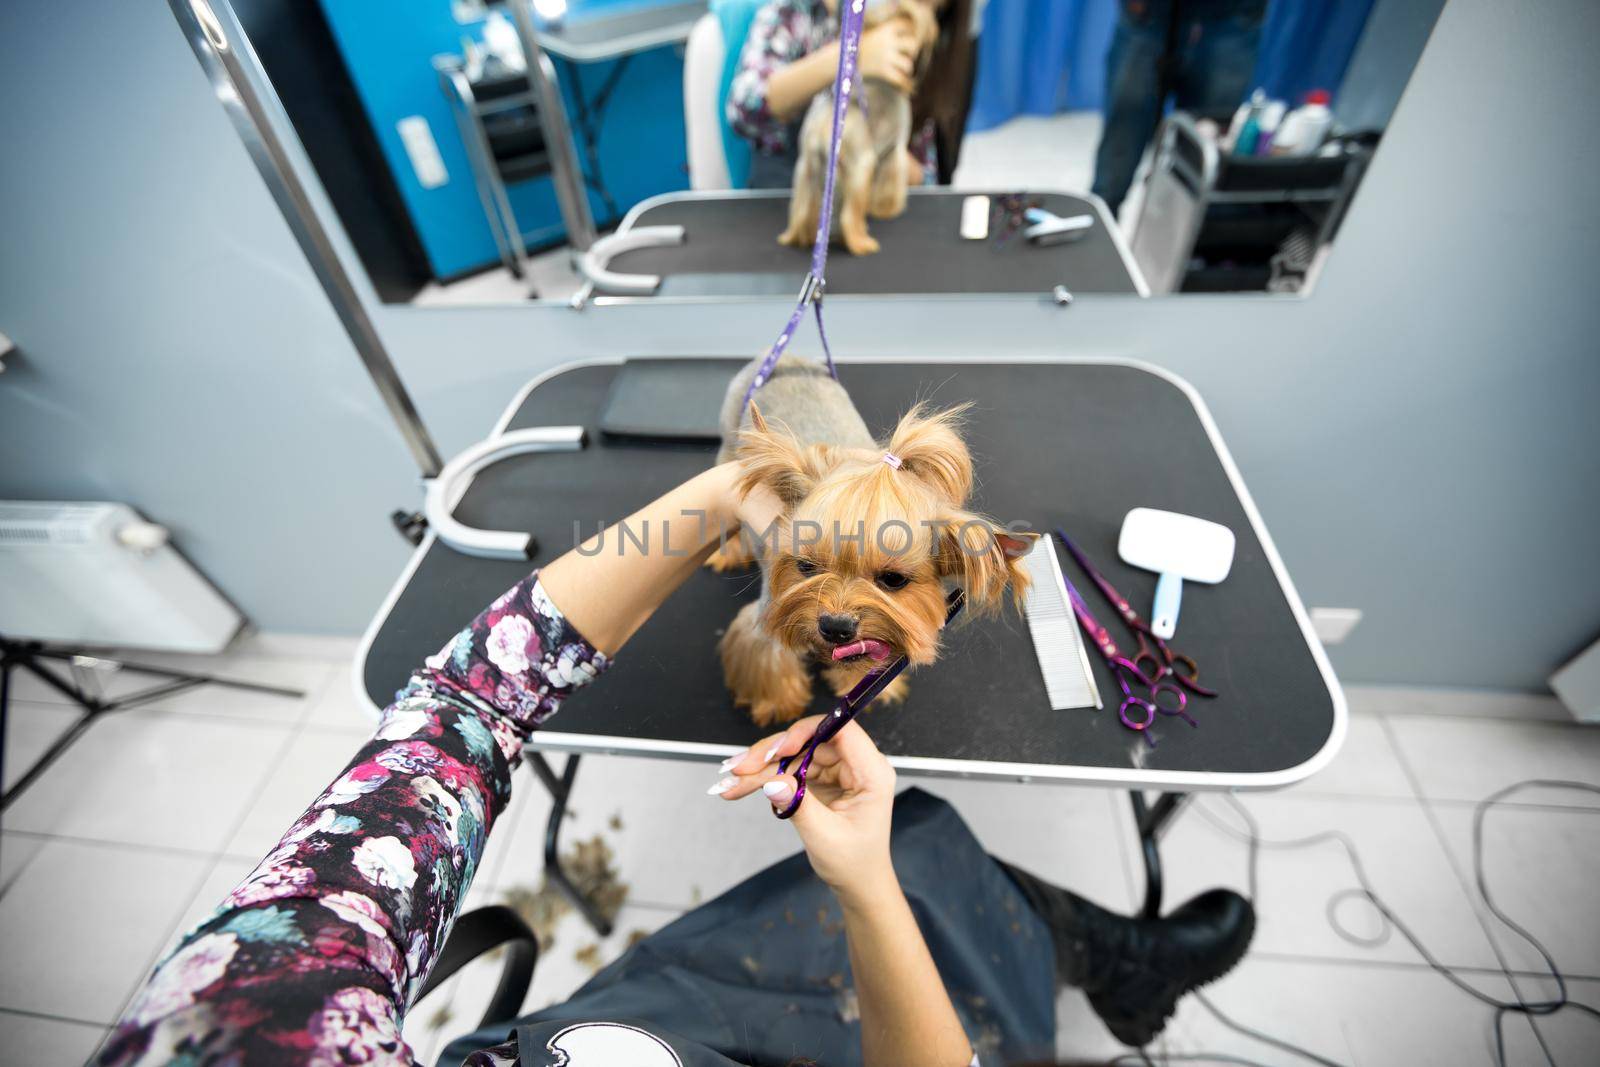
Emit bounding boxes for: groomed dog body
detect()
[777,0,939,257]
[713,356,1036,725]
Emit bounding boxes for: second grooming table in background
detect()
[358,358,1342,930]
[578,190,1150,302]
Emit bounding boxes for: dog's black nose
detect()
[818,614,858,644]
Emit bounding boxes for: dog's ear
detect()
[885,402,975,504]
[933,513,1039,612]
[736,404,838,507]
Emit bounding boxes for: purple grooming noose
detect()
[774,590,965,820]
[740,0,871,410]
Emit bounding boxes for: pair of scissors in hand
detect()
[1060,572,1193,742]
[1054,529,1216,699]
[772,589,966,819]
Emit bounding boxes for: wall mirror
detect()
[229,0,1443,307]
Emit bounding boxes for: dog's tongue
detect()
[831,638,893,663]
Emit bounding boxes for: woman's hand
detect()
[711,716,897,903]
[905,148,925,186]
[858,20,918,94]
[713,719,974,1067]
[716,461,785,539]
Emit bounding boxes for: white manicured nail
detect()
[706,777,737,797]
[762,741,782,763]
[763,780,794,804]
[718,754,743,773]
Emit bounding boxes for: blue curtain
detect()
[968,0,1119,132]
[969,0,1377,133]
[1250,0,1376,107]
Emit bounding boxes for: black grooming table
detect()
[359,358,1343,792]
[594,190,1149,299]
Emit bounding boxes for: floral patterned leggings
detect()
[98,573,608,1067]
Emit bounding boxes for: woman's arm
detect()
[727,1,918,150]
[540,462,777,656]
[841,877,973,1067]
[763,42,841,121]
[727,0,830,150]
[760,22,919,121]
[718,720,974,1067]
[101,464,774,1066]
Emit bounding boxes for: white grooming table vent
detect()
[0,502,242,653]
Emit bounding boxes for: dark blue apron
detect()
[442,789,1056,1066]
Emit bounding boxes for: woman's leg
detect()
[451,789,1057,1067]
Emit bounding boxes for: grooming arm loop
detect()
[577,226,687,296]
[423,426,587,560]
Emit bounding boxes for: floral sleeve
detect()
[99,574,607,1067]
[727,0,830,156]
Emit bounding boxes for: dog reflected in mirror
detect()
[711,355,1037,726]
[778,0,941,256]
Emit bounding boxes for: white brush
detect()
[1020,538,1102,711]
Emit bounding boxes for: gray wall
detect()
[1,0,1596,692]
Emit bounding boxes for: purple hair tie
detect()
[882,451,903,470]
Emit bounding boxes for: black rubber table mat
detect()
[597,358,737,440]
[364,361,1335,781]
[606,192,1141,297]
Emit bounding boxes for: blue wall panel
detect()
[318,0,689,279]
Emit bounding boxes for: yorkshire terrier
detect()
[711,356,1037,726]
[777,0,940,257]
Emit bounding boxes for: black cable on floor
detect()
[1132,779,1600,1067]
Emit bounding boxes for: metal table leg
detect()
[1,638,305,811]
[1129,791,1188,919]
[556,55,629,226]
[439,66,529,282]
[526,750,614,937]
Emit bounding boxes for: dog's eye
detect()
[876,571,910,590]
[795,558,819,576]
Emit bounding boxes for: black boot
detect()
[998,861,1255,1047]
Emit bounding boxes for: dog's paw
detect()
[749,699,809,728]
[872,676,909,706]
[706,538,756,573]
[869,194,908,220]
[825,668,907,706]
[777,229,807,248]
[844,233,880,256]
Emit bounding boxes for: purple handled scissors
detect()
[1059,570,1193,743]
[1054,529,1216,699]
[773,588,965,819]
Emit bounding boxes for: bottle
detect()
[1233,90,1267,156]
[1254,100,1286,156]
[1222,100,1251,152]
[1273,89,1334,156]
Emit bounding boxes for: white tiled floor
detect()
[2,645,1596,1066]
